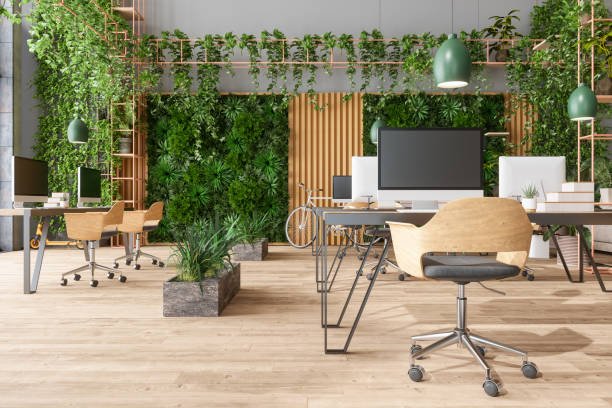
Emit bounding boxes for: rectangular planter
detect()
[555,235,590,267]
[163,263,240,317]
[230,238,268,261]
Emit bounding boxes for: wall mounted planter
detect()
[163,263,240,317]
[119,137,133,154]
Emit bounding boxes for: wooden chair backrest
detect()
[389,197,533,279]
[104,201,125,226]
[145,201,164,222]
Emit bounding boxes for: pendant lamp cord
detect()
[451,0,454,34]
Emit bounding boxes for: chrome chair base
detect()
[408,284,539,397]
[113,232,164,270]
[61,241,127,287]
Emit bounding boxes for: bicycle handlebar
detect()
[298,183,323,193]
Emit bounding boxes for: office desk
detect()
[0,207,110,294]
[316,208,612,353]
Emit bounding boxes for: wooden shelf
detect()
[113,153,142,158]
[596,95,612,103]
[112,7,144,21]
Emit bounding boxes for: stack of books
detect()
[537,182,594,212]
[44,192,70,208]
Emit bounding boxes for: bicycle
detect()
[285,183,327,248]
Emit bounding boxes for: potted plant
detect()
[521,183,539,212]
[228,212,270,262]
[163,219,244,317]
[543,225,592,267]
[594,159,612,210]
[482,9,522,62]
[583,30,612,96]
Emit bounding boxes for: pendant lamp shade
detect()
[567,83,597,122]
[68,117,89,144]
[433,34,472,89]
[370,118,386,145]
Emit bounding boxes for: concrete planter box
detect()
[231,238,268,261]
[163,263,240,317]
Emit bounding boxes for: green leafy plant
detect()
[521,183,539,199]
[482,9,522,62]
[543,225,591,249]
[226,212,271,244]
[171,218,244,282]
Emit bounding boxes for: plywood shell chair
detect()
[62,201,126,287]
[388,197,537,397]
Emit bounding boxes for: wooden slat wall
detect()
[288,93,363,246]
[505,94,535,155]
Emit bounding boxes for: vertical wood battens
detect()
[505,94,534,156]
[288,93,363,246]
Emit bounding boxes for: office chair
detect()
[113,201,165,270]
[388,197,539,397]
[62,201,126,287]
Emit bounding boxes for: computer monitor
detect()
[12,156,49,207]
[78,167,102,206]
[332,176,352,203]
[351,157,378,203]
[498,156,566,199]
[377,128,484,207]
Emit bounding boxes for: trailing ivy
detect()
[363,93,509,196]
[28,0,131,232]
[146,95,289,242]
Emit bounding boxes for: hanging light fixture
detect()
[67,117,89,144]
[370,117,386,145]
[433,0,471,89]
[567,83,597,121]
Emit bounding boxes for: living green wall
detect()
[146,94,289,242]
[363,93,509,196]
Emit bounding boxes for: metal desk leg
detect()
[322,220,328,348]
[549,229,580,283]
[576,225,611,293]
[327,231,350,292]
[30,216,49,293]
[22,210,32,294]
[325,239,390,354]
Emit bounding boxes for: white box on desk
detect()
[561,182,594,192]
[546,192,594,202]
[537,202,594,212]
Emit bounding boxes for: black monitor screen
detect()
[333,176,352,200]
[78,167,102,199]
[378,128,483,190]
[13,156,48,196]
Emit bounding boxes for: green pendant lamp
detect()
[68,117,89,144]
[370,117,386,145]
[433,33,472,89]
[567,83,597,121]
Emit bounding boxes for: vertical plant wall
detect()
[146,95,289,242]
[363,93,509,196]
[28,0,131,227]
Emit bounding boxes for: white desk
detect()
[0,207,110,294]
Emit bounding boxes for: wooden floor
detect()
[0,245,611,407]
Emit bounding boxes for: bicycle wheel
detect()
[285,206,317,248]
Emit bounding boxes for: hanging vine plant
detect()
[239,34,260,88]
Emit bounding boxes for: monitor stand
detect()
[411,200,439,211]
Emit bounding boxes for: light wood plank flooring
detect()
[0,245,611,407]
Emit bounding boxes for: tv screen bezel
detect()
[377,127,484,191]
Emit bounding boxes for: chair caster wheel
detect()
[522,270,528,277]
[358,255,364,261]
[410,344,423,359]
[126,260,131,266]
[152,259,158,265]
[398,274,405,281]
[134,264,141,270]
[366,273,373,280]
[373,253,379,259]
[380,267,386,274]
[408,365,425,382]
[521,361,539,379]
[90,280,98,288]
[60,278,67,286]
[158,262,165,268]
[483,379,502,397]
[73,274,81,281]
[107,272,115,279]
[476,345,486,357]
[113,262,119,269]
[119,275,127,283]
[527,274,535,281]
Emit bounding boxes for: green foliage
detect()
[506,0,611,180]
[28,0,129,232]
[0,0,30,24]
[363,93,509,196]
[171,218,244,282]
[225,212,271,244]
[521,183,539,199]
[147,95,289,243]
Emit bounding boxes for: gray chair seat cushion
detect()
[365,227,391,239]
[422,255,520,283]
